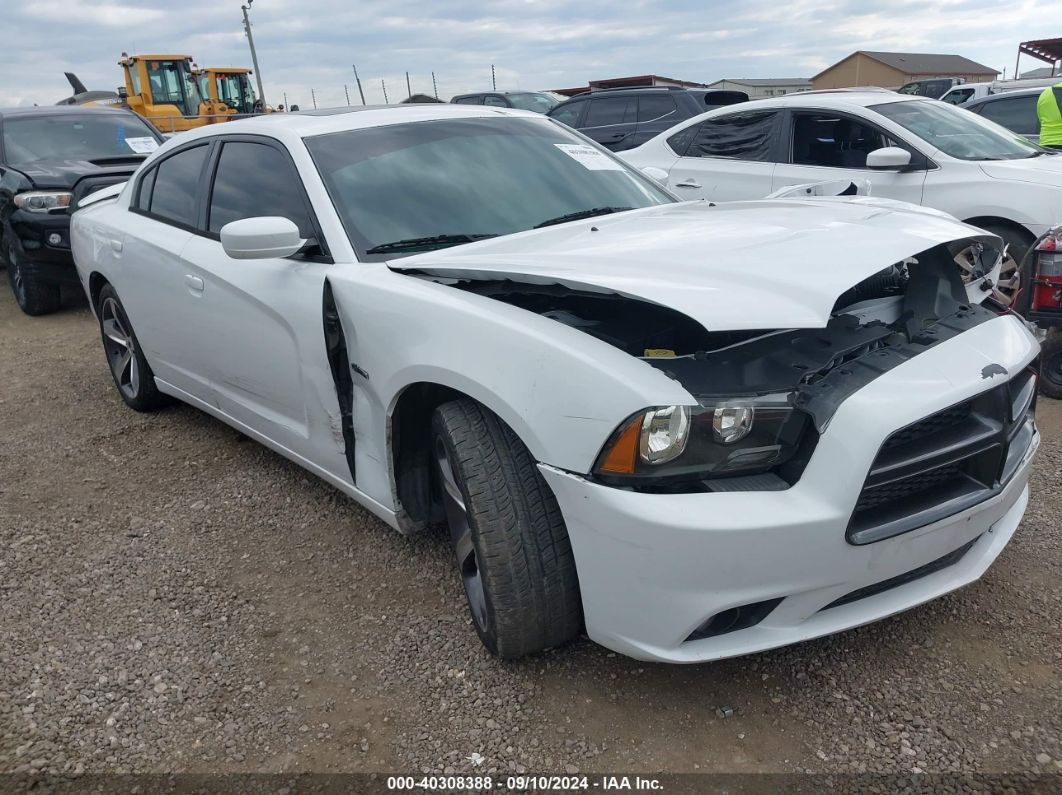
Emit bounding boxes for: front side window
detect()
[874,99,1045,160]
[144,59,202,117]
[549,100,585,127]
[1,113,161,164]
[791,112,894,168]
[483,96,508,108]
[942,88,974,105]
[637,94,678,122]
[584,97,636,127]
[147,144,209,227]
[454,96,483,105]
[208,141,313,237]
[215,74,256,115]
[505,92,562,114]
[974,96,1040,136]
[305,117,672,259]
[683,111,779,161]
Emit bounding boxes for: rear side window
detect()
[550,99,586,127]
[454,96,482,105]
[483,95,508,107]
[637,94,678,122]
[146,144,208,227]
[683,112,779,161]
[974,96,1040,136]
[584,97,636,127]
[208,141,313,237]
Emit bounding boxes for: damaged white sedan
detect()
[71,106,1040,663]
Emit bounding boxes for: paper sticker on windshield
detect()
[554,143,624,171]
[125,137,159,154]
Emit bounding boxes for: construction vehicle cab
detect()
[195,67,259,117]
[118,53,211,133]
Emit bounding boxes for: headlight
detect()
[594,394,812,483]
[13,191,74,213]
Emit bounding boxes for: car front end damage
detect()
[390,199,1041,662]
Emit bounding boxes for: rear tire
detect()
[1039,333,1062,400]
[97,283,169,412]
[431,398,582,659]
[6,244,61,316]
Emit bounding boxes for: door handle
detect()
[606,133,628,140]
[110,239,123,252]
[674,180,702,189]
[184,274,205,292]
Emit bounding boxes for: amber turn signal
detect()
[597,416,642,474]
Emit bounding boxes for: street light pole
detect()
[241,0,266,109]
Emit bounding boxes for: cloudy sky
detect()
[0,0,1055,109]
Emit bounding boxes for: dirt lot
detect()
[1,284,1060,782]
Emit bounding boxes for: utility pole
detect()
[352,64,366,105]
[344,84,350,105]
[311,88,317,109]
[432,71,438,99]
[491,64,496,90]
[283,91,288,109]
[406,71,412,99]
[241,0,266,108]
[381,79,388,103]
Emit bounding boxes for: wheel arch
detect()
[960,216,1036,247]
[88,271,109,316]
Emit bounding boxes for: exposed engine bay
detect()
[433,241,1003,430]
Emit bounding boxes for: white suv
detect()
[622,90,1062,309]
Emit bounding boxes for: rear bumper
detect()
[540,315,1040,663]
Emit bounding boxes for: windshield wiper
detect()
[365,233,498,255]
[534,206,633,228]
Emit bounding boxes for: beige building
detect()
[811,51,998,90]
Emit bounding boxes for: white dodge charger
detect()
[71,105,1040,663]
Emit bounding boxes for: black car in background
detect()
[450,91,564,114]
[963,88,1043,144]
[546,87,748,151]
[0,106,163,315]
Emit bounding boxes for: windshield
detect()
[505,92,562,114]
[2,114,160,164]
[873,99,1046,160]
[306,117,672,259]
[145,59,202,117]
[216,73,256,114]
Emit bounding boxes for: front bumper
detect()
[540,315,1040,663]
[5,211,79,284]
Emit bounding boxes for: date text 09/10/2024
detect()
[386,775,663,790]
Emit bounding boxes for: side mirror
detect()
[866,146,912,170]
[641,166,669,184]
[220,217,305,260]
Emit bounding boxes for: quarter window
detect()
[974,96,1039,136]
[208,141,313,237]
[148,144,208,227]
[584,97,636,127]
[683,112,778,161]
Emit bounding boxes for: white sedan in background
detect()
[71,105,1039,663]
[622,90,1062,310]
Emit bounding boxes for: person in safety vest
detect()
[1038,80,1062,149]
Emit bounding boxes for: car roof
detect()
[160,104,545,143]
[0,105,141,119]
[455,90,544,96]
[704,90,925,114]
[967,87,1046,105]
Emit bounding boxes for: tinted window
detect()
[975,96,1040,136]
[584,97,636,127]
[1,113,160,164]
[135,166,157,211]
[684,112,778,161]
[454,96,482,105]
[208,141,313,236]
[149,145,209,227]
[791,112,893,168]
[505,92,561,114]
[637,94,678,122]
[550,100,585,127]
[942,88,974,105]
[305,117,672,259]
[483,95,508,107]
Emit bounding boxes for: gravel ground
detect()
[0,285,1059,782]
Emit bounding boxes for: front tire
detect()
[97,283,169,412]
[1039,333,1062,400]
[6,244,61,316]
[431,399,582,659]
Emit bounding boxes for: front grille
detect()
[847,368,1037,545]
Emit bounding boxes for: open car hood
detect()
[390,198,999,331]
